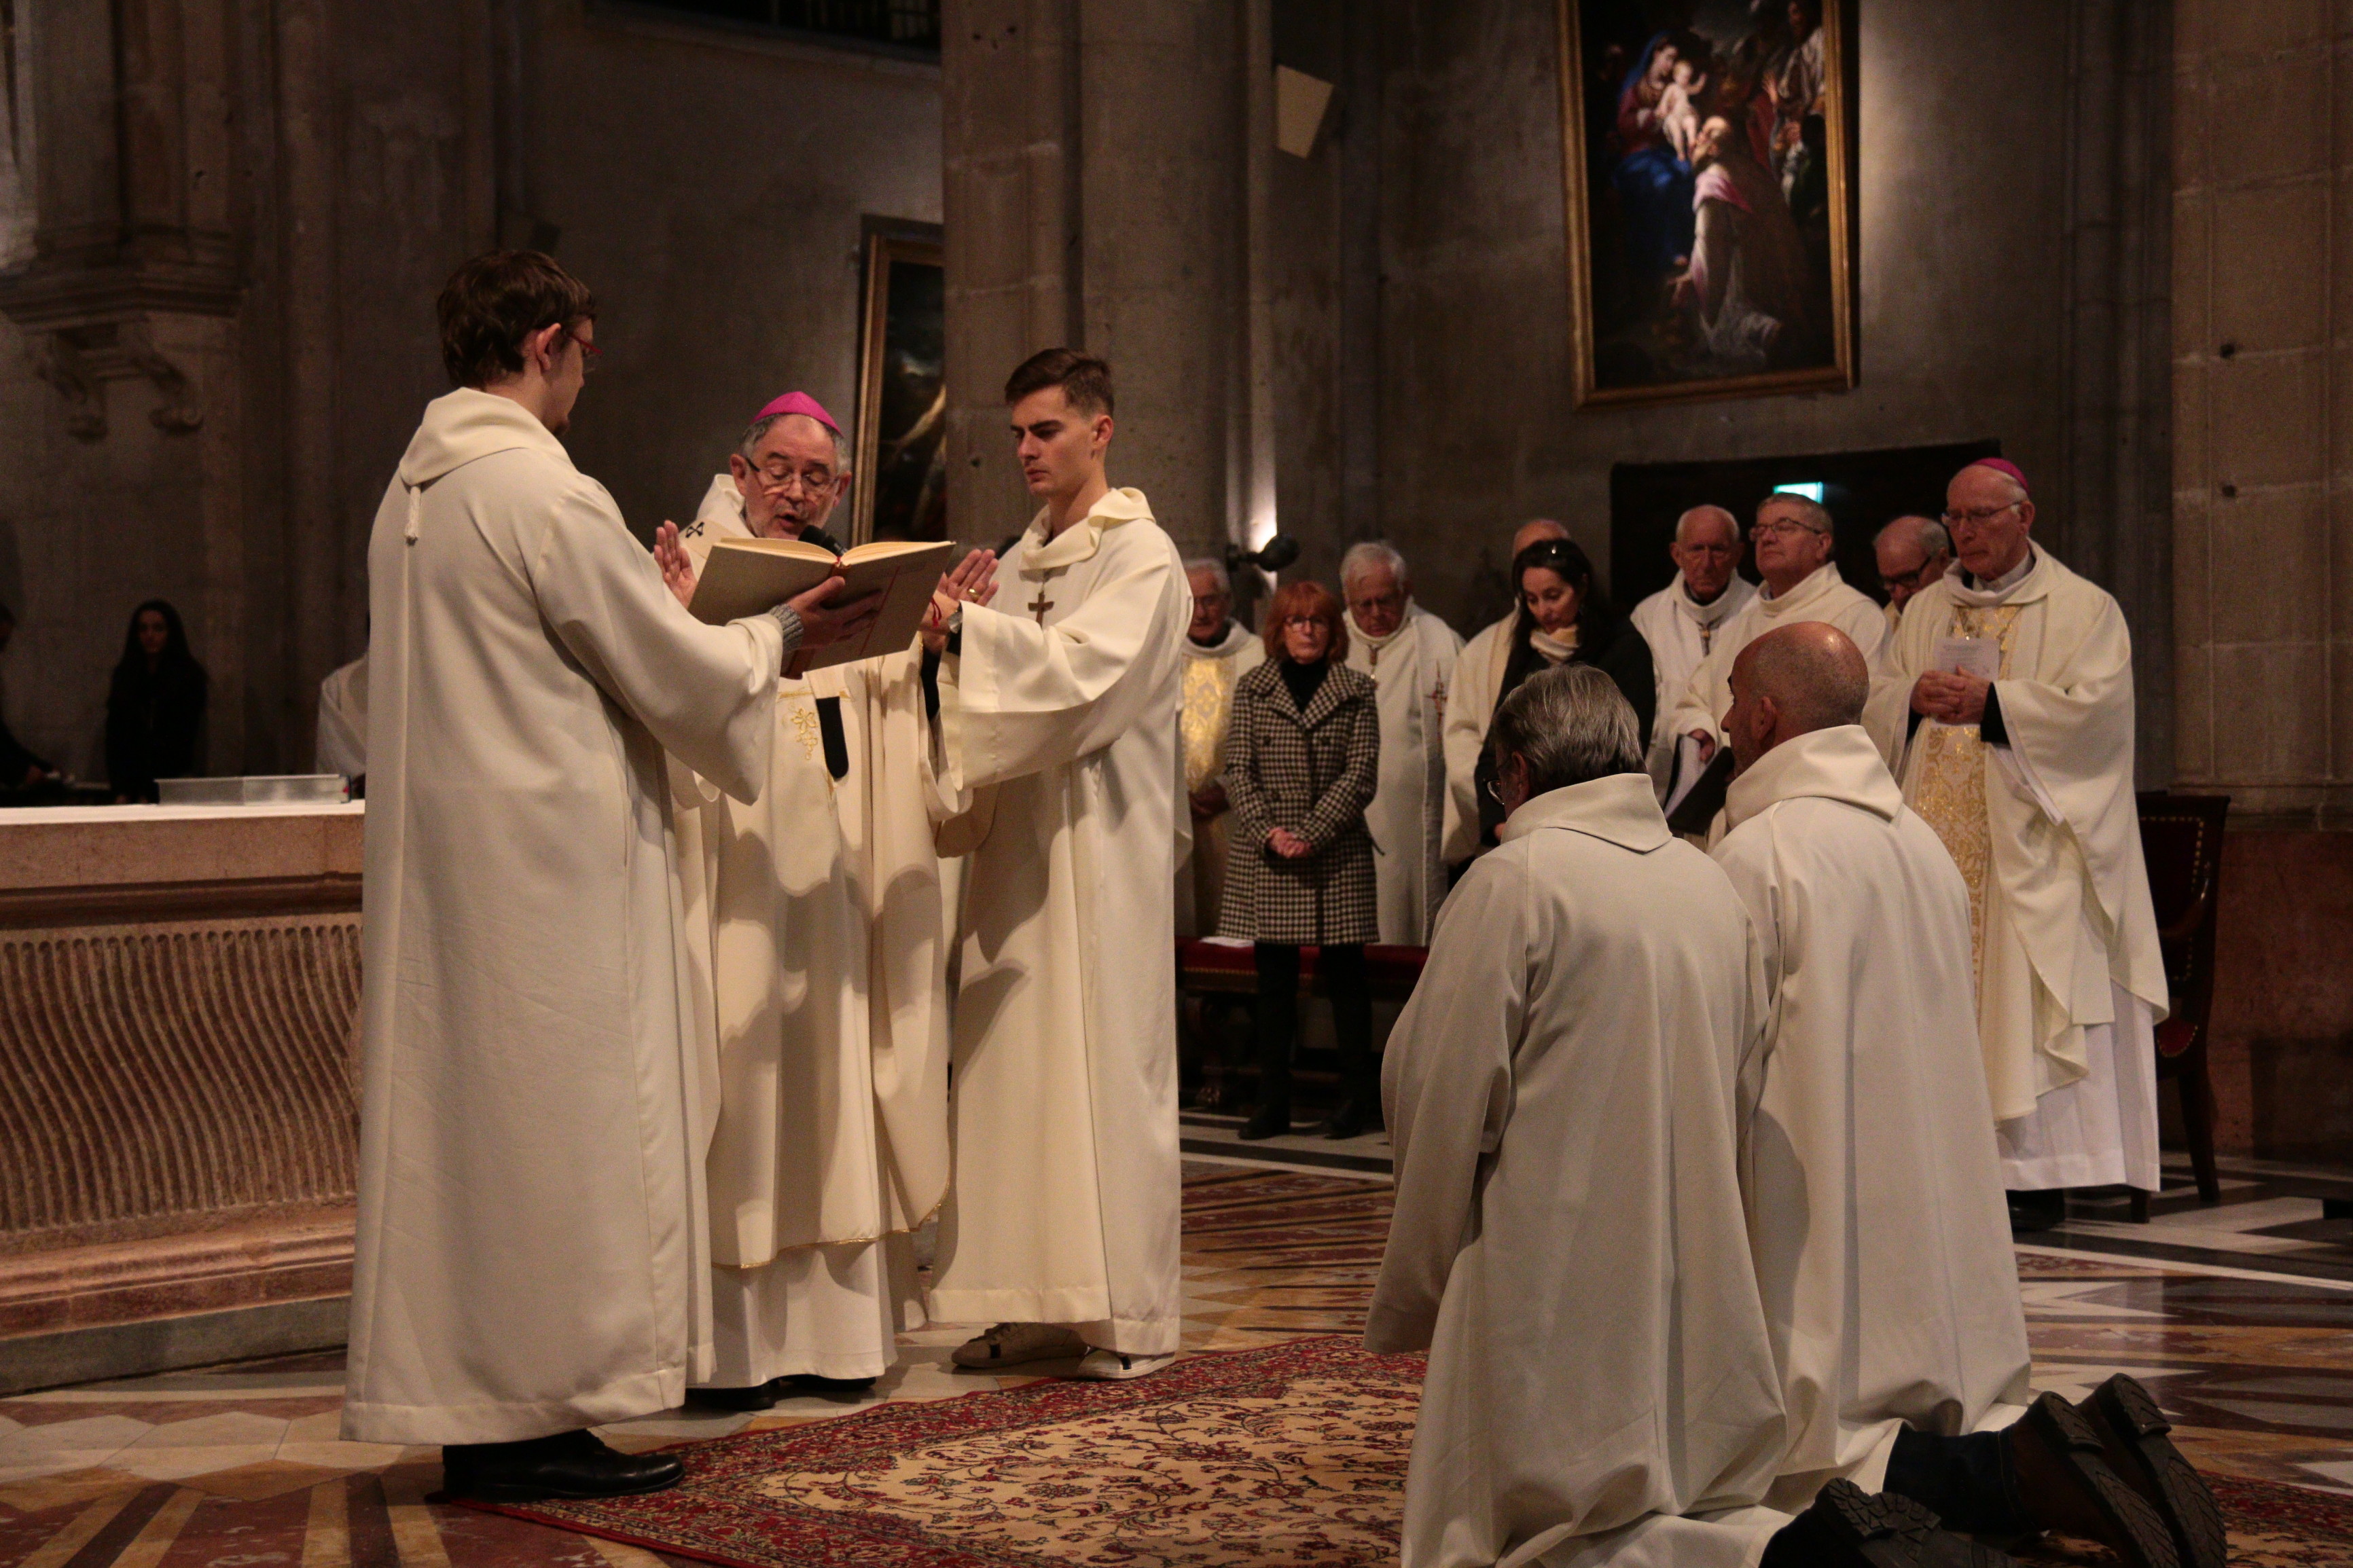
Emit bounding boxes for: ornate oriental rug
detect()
[461,1336,2353,1568]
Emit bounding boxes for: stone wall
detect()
[2170,2,2351,819]
[0,1,939,784]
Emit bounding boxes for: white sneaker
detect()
[1070,1348,1176,1381]
[950,1322,1088,1369]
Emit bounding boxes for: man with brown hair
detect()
[343,251,875,1500]
[927,347,1193,1381]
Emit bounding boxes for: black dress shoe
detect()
[687,1381,780,1411]
[2009,1391,2182,1568]
[442,1429,685,1503]
[2081,1374,2226,1568]
[1765,1479,2018,1567]
[1320,1096,1380,1140]
[1238,1101,1291,1140]
[2007,1189,2067,1235]
[783,1373,877,1393]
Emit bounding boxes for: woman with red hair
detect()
[1217,580,1382,1140]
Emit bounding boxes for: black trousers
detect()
[1251,942,1371,1109]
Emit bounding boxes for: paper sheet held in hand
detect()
[687,536,954,671]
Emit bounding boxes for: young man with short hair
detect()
[927,348,1193,1382]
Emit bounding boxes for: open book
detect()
[687,536,954,672]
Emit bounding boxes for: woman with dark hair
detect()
[1219,580,1382,1141]
[106,599,208,803]
[1471,538,1654,847]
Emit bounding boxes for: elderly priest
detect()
[1721,622,2223,1568]
[669,391,988,1409]
[1666,492,1888,778]
[343,253,876,1501]
[1629,503,1755,795]
[1863,458,2169,1222]
[1340,541,1462,943]
[1369,663,2008,1568]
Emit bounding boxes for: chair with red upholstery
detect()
[2132,790,2229,1218]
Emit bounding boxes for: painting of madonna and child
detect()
[1559,0,1854,407]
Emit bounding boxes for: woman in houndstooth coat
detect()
[1219,579,1381,1143]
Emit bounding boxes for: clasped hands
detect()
[1266,827,1313,860]
[1910,670,1990,726]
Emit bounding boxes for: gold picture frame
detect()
[850,219,948,544]
[1556,0,1855,409]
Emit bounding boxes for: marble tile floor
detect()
[3,1156,2349,1567]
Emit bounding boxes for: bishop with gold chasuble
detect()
[1344,600,1463,944]
[1711,725,2032,1508]
[931,488,1191,1355]
[1862,549,2167,1191]
[346,391,790,1444]
[670,475,960,1387]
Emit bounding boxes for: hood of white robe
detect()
[1722,724,1903,833]
[1670,572,1755,628]
[1498,771,1671,853]
[1184,618,1258,660]
[1019,486,1153,572]
[689,473,753,541]
[1753,560,1852,619]
[395,388,571,487]
[1343,599,1418,655]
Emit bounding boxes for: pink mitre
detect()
[755,390,840,434]
[1963,456,2029,496]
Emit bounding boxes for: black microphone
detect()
[1225,534,1301,575]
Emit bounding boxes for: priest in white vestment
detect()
[1341,541,1463,943]
[930,350,1191,1382]
[345,254,878,1501]
[1861,459,2168,1205]
[1370,663,2016,1568]
[1718,623,2220,1568]
[667,393,969,1406]
[1664,494,1888,818]
[1711,623,2031,1507]
[1629,505,1755,795]
[1176,557,1263,937]
[1440,517,1568,864]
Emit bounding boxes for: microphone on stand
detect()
[1225,535,1300,576]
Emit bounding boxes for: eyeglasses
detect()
[1880,560,1941,591]
[1939,502,2022,531]
[743,464,837,495]
[1753,519,1828,541]
[568,328,600,376]
[1282,615,1325,630]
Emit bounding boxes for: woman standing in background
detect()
[107,600,208,803]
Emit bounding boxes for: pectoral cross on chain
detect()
[1028,586,1055,624]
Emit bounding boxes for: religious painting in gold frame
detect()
[851,219,948,544]
[1555,0,1854,409]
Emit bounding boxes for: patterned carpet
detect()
[3,1163,2351,1567]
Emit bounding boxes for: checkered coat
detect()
[1217,658,1382,945]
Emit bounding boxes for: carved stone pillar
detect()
[0,0,243,441]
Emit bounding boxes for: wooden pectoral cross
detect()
[1028,585,1055,624]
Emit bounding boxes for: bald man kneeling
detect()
[1714,624,2223,1568]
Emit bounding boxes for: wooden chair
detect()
[2131,790,2229,1218]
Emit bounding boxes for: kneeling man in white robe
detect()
[344,253,876,1502]
[1369,662,2009,1568]
[929,350,1191,1381]
[1714,623,2223,1568]
[669,392,986,1408]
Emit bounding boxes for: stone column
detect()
[2170,1,2348,818]
[942,0,1268,561]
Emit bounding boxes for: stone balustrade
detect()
[0,803,363,1392]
